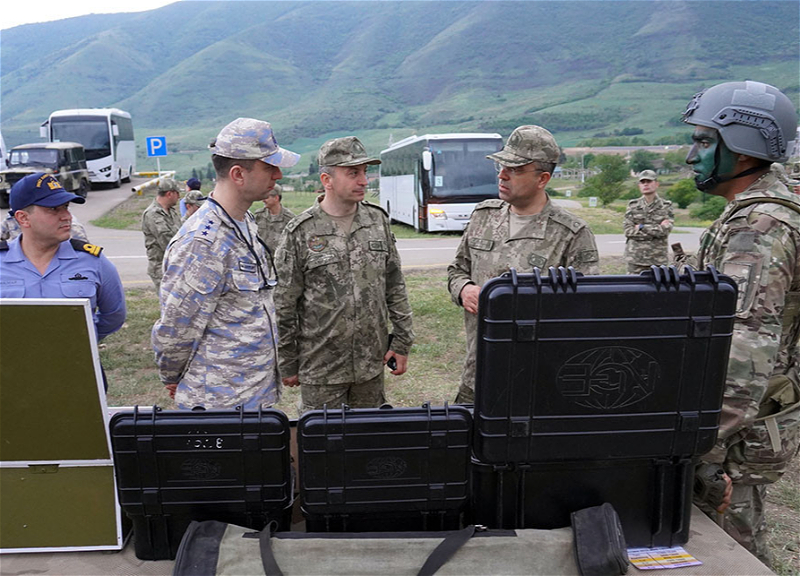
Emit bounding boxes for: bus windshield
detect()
[429,140,500,201]
[51,118,110,161]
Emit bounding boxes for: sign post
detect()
[146,136,167,175]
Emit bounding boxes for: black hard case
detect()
[109,406,293,560]
[298,404,472,532]
[474,266,736,464]
[470,456,695,548]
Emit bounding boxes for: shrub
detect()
[689,196,726,220]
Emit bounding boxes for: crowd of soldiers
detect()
[1,80,799,568]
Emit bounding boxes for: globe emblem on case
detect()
[366,457,407,479]
[556,347,659,410]
[181,458,222,480]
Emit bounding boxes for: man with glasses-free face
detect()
[447,125,599,404]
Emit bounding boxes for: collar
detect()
[4,236,78,263]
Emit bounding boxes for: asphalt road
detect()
[69,181,703,287]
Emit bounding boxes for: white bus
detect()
[380,133,502,232]
[41,108,135,187]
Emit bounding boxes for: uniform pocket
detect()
[59,274,97,298]
[0,278,25,297]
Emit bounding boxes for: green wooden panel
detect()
[0,465,119,548]
[0,301,110,461]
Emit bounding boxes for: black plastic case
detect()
[298,404,472,532]
[470,456,694,548]
[474,266,736,464]
[110,406,293,560]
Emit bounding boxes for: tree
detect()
[689,196,726,220]
[308,159,318,175]
[629,149,658,174]
[206,164,215,181]
[662,149,689,172]
[664,178,701,209]
[191,168,198,180]
[583,154,628,206]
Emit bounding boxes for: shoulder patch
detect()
[475,199,505,210]
[70,238,103,256]
[549,209,586,233]
[627,198,639,205]
[361,200,389,217]
[192,214,220,244]
[285,211,314,233]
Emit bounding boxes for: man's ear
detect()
[229,164,247,185]
[14,209,30,228]
[320,172,331,190]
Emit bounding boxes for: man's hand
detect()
[460,284,480,315]
[164,383,177,399]
[384,351,408,375]
[282,375,300,387]
[718,472,733,513]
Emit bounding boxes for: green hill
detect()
[1,1,797,177]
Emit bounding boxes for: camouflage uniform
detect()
[274,196,414,410]
[1,212,88,242]
[253,204,295,252]
[692,171,800,563]
[623,194,674,273]
[181,190,206,224]
[152,198,280,410]
[447,198,600,402]
[141,193,181,291]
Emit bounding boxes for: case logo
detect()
[556,347,659,410]
[366,456,407,479]
[181,458,222,480]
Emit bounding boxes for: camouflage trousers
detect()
[148,263,163,291]
[300,372,385,412]
[696,482,772,567]
[454,381,475,405]
[626,262,654,275]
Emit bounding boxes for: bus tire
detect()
[78,179,90,197]
[122,166,132,183]
[114,170,122,188]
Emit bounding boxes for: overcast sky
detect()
[1,0,178,30]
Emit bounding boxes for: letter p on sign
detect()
[147,136,167,157]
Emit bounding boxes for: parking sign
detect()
[146,136,167,157]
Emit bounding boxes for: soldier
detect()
[682,80,800,566]
[0,173,125,341]
[448,125,599,404]
[141,177,182,291]
[179,177,202,218]
[275,136,414,411]
[252,183,295,253]
[182,189,206,222]
[152,118,299,409]
[623,170,674,273]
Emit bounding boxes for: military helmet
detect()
[682,81,797,163]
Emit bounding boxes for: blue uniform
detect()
[0,237,126,340]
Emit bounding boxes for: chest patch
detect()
[308,235,328,252]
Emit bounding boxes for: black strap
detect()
[417,525,476,576]
[259,522,284,576]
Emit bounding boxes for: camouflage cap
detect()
[157,177,181,193]
[210,117,300,168]
[637,170,658,181]
[318,136,381,167]
[184,190,207,205]
[487,125,560,167]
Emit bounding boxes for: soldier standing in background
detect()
[252,183,295,253]
[182,189,206,222]
[275,136,414,411]
[623,170,674,273]
[141,177,182,291]
[682,80,800,567]
[447,125,599,404]
[152,118,299,409]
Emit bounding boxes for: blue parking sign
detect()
[146,136,167,157]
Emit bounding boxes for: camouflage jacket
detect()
[141,200,181,280]
[447,198,599,392]
[623,195,674,266]
[1,213,88,242]
[695,172,800,480]
[152,198,280,409]
[274,197,414,385]
[253,205,296,252]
